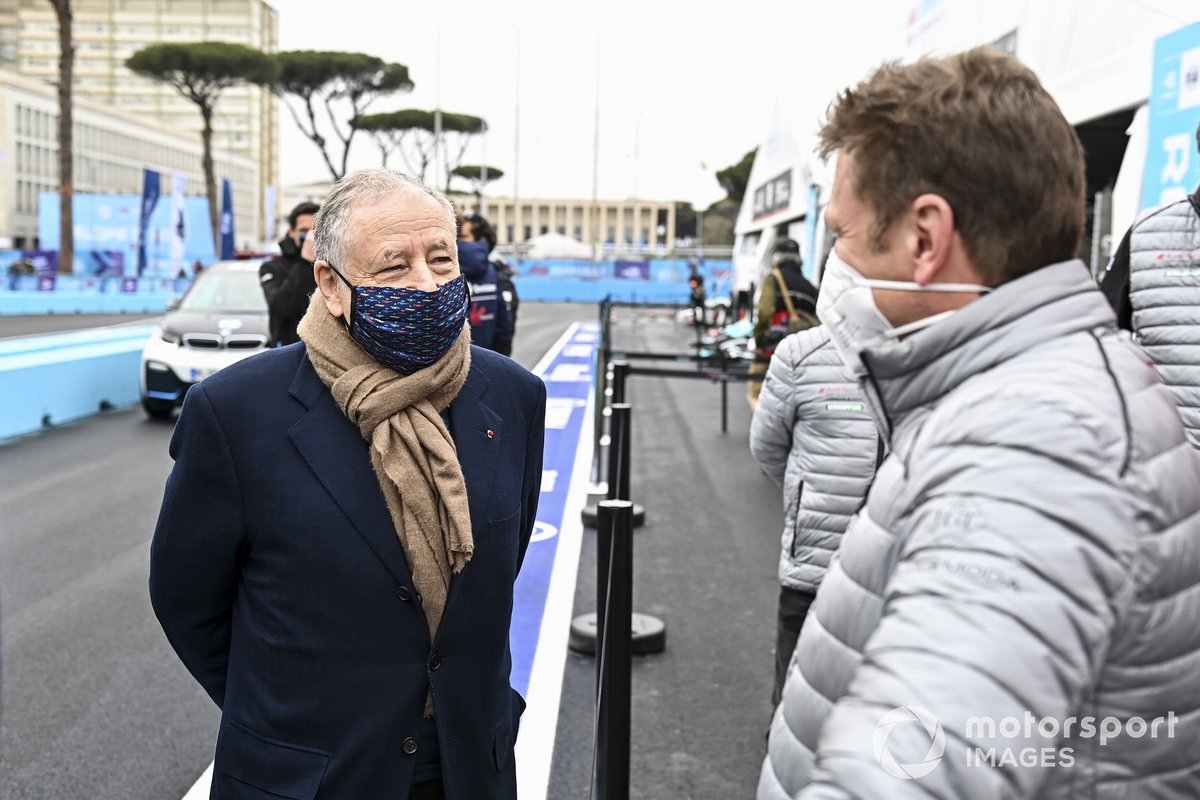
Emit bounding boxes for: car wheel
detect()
[142,397,175,420]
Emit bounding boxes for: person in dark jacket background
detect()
[259,201,320,347]
[490,252,519,357]
[459,213,513,352]
[749,239,819,408]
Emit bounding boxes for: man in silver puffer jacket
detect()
[759,47,1200,800]
[750,326,879,706]
[1100,120,1200,451]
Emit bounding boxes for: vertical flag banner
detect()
[804,184,821,283]
[264,185,277,244]
[220,178,235,260]
[1142,21,1200,212]
[170,173,187,278]
[136,168,161,276]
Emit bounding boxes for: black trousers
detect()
[409,779,444,800]
[773,586,817,707]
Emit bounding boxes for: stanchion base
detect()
[567,612,667,656]
[581,503,646,529]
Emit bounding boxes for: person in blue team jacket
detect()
[150,169,546,800]
[458,212,512,352]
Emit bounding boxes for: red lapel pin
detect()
[486,430,495,439]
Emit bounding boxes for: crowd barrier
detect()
[569,296,756,797]
[513,257,732,305]
[0,325,156,441]
[0,275,188,316]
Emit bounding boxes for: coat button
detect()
[395,586,411,602]
[403,737,418,755]
[429,653,442,671]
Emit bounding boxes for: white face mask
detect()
[816,248,992,376]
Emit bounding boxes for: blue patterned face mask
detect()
[329,266,469,376]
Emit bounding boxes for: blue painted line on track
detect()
[509,322,598,697]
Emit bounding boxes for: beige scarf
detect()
[297,291,473,643]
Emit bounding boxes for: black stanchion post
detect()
[610,360,629,406]
[612,403,631,501]
[721,378,729,434]
[596,499,634,800]
[591,298,611,487]
[596,404,626,679]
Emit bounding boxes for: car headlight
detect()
[146,361,171,372]
[160,328,180,344]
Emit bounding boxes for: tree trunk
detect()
[200,102,219,253]
[53,0,73,274]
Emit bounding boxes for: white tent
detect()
[523,232,594,260]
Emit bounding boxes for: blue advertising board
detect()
[1142,21,1200,212]
[38,191,216,277]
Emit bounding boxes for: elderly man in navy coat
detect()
[150,169,546,800]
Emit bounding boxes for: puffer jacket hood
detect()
[759,260,1200,800]
[750,326,879,593]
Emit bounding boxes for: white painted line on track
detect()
[181,762,212,799]
[178,321,594,800]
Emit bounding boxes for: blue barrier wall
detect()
[513,258,732,303]
[0,257,733,312]
[0,325,156,442]
[0,275,186,315]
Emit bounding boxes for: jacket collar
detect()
[859,260,1115,437]
[286,346,504,588]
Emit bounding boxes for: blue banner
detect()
[220,178,235,260]
[39,191,216,277]
[1142,21,1200,212]
[613,259,649,280]
[137,169,161,276]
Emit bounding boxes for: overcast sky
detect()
[275,0,908,205]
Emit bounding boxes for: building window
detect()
[574,226,582,240]
[523,225,532,241]
[506,225,514,242]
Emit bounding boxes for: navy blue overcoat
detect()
[150,343,546,799]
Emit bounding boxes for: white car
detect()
[140,260,270,419]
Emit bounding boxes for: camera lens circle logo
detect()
[873,706,945,780]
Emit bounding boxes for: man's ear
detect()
[909,193,955,286]
[314,260,344,319]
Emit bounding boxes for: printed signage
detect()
[752,170,792,222]
[1142,21,1200,212]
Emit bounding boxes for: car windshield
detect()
[179,269,267,314]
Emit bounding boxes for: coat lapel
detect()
[286,355,413,587]
[449,356,505,531]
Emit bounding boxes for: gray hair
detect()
[311,169,457,271]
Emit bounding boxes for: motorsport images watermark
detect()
[873,706,1180,779]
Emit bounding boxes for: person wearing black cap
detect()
[749,238,819,408]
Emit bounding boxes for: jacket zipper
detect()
[790,481,805,559]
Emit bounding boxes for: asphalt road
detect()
[0,313,164,339]
[0,302,592,800]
